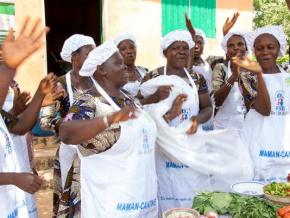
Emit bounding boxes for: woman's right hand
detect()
[166,94,188,121]
[232,56,262,75]
[10,87,31,115]
[109,107,137,124]
[13,173,43,194]
[2,17,50,69]
[154,85,173,101]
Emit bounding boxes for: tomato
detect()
[278,208,287,216]
[283,212,290,218]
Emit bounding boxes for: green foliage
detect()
[253,0,290,44]
[277,54,289,64]
[192,190,280,217]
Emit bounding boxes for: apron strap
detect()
[90,76,121,111]
[65,71,74,107]
[136,66,145,78]
[227,61,233,78]
[164,66,198,94]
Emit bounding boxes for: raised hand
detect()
[41,85,64,107]
[222,12,240,36]
[9,87,31,115]
[13,173,43,194]
[232,56,262,75]
[187,116,198,134]
[2,17,50,69]
[38,73,58,96]
[185,13,195,38]
[109,107,137,124]
[166,94,188,121]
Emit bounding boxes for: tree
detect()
[253,0,290,44]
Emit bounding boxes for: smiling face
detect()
[254,33,280,73]
[193,35,204,59]
[117,39,136,66]
[163,41,189,69]
[226,35,247,59]
[101,51,129,87]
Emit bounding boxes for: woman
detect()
[138,29,212,215]
[191,28,214,131]
[0,17,49,217]
[233,25,290,183]
[57,40,158,217]
[40,34,96,216]
[211,31,250,130]
[114,33,149,96]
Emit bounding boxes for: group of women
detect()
[0,12,289,218]
[38,12,290,217]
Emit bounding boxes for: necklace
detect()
[128,68,136,77]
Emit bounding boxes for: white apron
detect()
[2,86,14,112]
[0,116,29,218]
[241,66,290,183]
[78,77,158,217]
[214,61,246,131]
[59,72,78,189]
[122,67,145,97]
[193,60,214,131]
[156,67,211,216]
[3,87,38,217]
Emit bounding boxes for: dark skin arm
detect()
[0,17,49,110]
[137,85,173,105]
[59,107,137,145]
[164,92,212,134]
[222,12,240,36]
[232,56,271,116]
[10,73,57,135]
[213,63,239,107]
[0,172,43,194]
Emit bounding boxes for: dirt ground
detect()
[35,189,53,218]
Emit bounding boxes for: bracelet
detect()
[103,116,109,128]
[225,80,234,88]
[163,113,171,123]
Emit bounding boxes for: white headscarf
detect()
[60,34,96,63]
[221,31,250,56]
[195,28,207,45]
[114,33,137,48]
[160,29,195,57]
[79,40,118,77]
[247,25,287,57]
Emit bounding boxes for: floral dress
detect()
[40,75,95,217]
[56,89,141,217]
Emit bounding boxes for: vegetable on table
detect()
[265,182,290,197]
[278,206,290,217]
[192,190,279,218]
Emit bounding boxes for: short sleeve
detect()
[211,64,227,93]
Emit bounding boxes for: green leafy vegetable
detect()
[192,191,280,218]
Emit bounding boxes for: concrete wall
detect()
[105,0,253,71]
[13,0,46,95]
[11,0,252,93]
[205,0,253,59]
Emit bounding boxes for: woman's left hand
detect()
[166,94,187,121]
[185,13,195,37]
[38,73,58,96]
[41,85,64,107]
[187,116,198,134]
[232,56,262,75]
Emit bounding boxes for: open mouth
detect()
[177,57,187,62]
[127,55,134,59]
